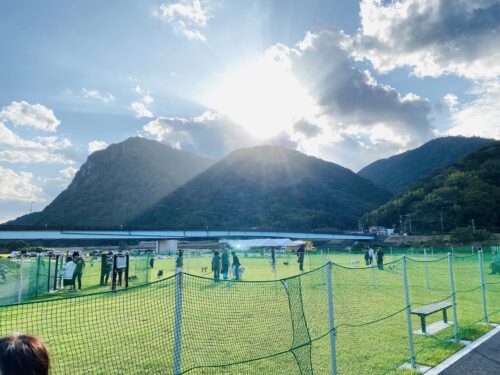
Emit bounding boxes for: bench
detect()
[411,301,452,334]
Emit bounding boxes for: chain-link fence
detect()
[0,250,499,374]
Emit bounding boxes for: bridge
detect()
[0,228,374,241]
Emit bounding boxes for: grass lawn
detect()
[0,252,498,374]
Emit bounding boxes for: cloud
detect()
[0,101,60,132]
[153,0,215,42]
[81,88,115,103]
[130,86,154,118]
[130,101,154,118]
[443,94,459,112]
[0,122,73,164]
[0,166,44,202]
[88,140,109,154]
[293,119,321,138]
[354,0,500,79]
[447,82,500,139]
[143,111,258,158]
[59,166,78,181]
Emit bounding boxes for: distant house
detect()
[368,226,393,236]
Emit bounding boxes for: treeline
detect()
[361,142,500,233]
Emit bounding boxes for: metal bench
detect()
[411,301,452,334]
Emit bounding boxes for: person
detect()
[297,245,305,272]
[477,244,483,253]
[175,250,183,274]
[212,251,221,281]
[72,252,85,292]
[0,334,50,375]
[63,256,76,291]
[364,248,370,266]
[368,247,374,266]
[232,251,241,280]
[376,247,384,270]
[490,255,500,275]
[221,249,229,280]
[103,252,113,286]
[271,248,276,270]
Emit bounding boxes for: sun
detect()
[204,54,316,139]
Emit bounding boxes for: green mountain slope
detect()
[130,145,392,230]
[358,136,494,193]
[9,137,212,226]
[361,141,500,233]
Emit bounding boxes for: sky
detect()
[1,0,500,223]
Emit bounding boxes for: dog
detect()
[283,261,289,266]
[229,266,246,280]
[201,266,208,273]
[128,275,138,282]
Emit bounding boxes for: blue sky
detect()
[1,0,500,222]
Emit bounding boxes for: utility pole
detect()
[440,212,444,233]
[400,215,403,234]
[471,219,476,231]
[406,213,412,234]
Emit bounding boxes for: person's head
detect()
[0,335,49,375]
[72,251,80,259]
[214,251,219,256]
[178,250,183,256]
[231,251,236,256]
[108,251,113,256]
[66,256,73,263]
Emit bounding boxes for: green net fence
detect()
[0,252,499,374]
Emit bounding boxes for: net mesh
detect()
[0,251,498,374]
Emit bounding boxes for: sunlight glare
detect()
[205,55,316,139]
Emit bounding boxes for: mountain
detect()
[361,141,500,233]
[130,145,392,230]
[9,137,212,226]
[358,136,494,194]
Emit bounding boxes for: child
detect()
[0,334,50,375]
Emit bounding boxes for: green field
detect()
[0,252,499,374]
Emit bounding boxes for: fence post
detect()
[371,263,376,289]
[402,256,416,369]
[326,261,337,375]
[478,250,488,322]
[424,248,430,289]
[447,253,459,341]
[173,271,184,375]
[17,255,24,303]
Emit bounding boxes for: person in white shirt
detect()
[63,256,76,291]
[368,247,375,266]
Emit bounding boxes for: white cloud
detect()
[443,94,459,112]
[143,111,257,158]
[354,0,500,80]
[0,166,44,202]
[59,166,78,181]
[154,0,215,42]
[0,122,74,164]
[130,101,154,118]
[447,82,500,139]
[88,140,109,154]
[81,88,115,103]
[0,101,60,132]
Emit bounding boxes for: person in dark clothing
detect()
[103,252,113,286]
[271,248,276,270]
[175,250,183,274]
[212,251,221,281]
[376,248,384,270]
[221,249,230,280]
[72,252,85,292]
[364,249,370,266]
[232,251,241,280]
[297,245,305,272]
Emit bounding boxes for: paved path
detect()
[439,329,500,374]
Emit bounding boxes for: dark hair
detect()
[0,335,50,375]
[66,256,73,262]
[72,251,80,257]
